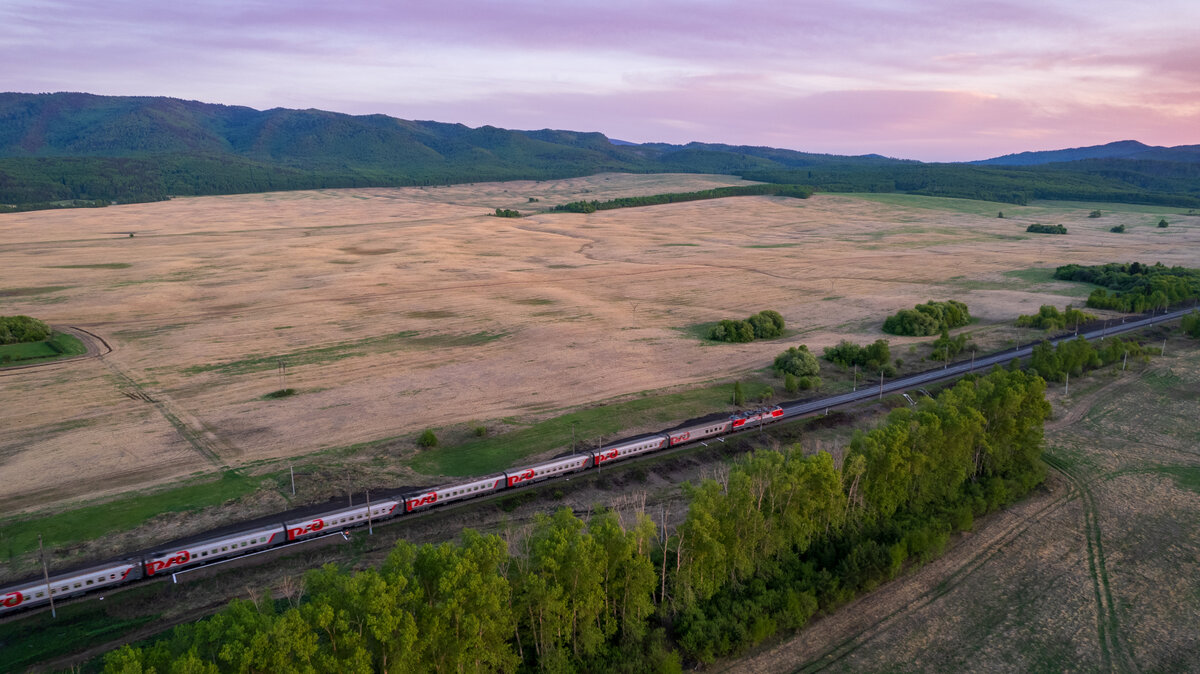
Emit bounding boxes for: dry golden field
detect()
[1,174,1197,514]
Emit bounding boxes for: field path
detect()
[99,353,234,470]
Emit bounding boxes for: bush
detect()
[758,387,774,403]
[474,425,488,437]
[708,310,785,342]
[1110,224,1126,233]
[823,339,891,370]
[1026,223,1067,234]
[493,208,521,218]
[0,315,52,345]
[773,345,820,378]
[882,301,970,336]
[1089,210,1102,218]
[418,429,438,448]
[1182,311,1200,338]
[784,373,799,395]
[733,381,745,406]
[1158,218,1169,228]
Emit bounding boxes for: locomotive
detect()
[1,406,785,616]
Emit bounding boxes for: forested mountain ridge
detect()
[972,139,1200,166]
[2,92,1198,210]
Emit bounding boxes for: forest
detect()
[1054,262,1200,312]
[103,367,1051,672]
[4,93,1200,210]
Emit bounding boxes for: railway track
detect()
[1,306,1191,626]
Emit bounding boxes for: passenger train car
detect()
[0,406,786,616]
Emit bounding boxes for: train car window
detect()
[35,592,44,598]
[87,580,93,585]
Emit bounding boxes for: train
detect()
[0,406,785,616]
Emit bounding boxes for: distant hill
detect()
[973,140,1200,166]
[1,92,1198,211]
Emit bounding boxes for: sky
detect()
[3,0,1198,161]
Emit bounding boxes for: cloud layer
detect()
[3,0,1198,160]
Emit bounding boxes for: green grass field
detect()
[406,379,773,476]
[0,471,266,560]
[0,332,86,365]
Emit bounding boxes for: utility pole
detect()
[1065,372,1069,396]
[366,490,373,535]
[1162,337,1167,356]
[971,349,976,370]
[289,464,296,496]
[1122,350,1128,371]
[39,534,55,618]
[878,370,884,400]
[853,363,857,391]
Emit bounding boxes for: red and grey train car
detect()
[1,406,785,616]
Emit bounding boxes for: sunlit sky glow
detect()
[4,0,1199,161]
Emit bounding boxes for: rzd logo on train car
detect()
[670,432,690,444]
[595,449,620,465]
[407,492,438,511]
[287,518,326,540]
[508,469,535,487]
[2,591,23,608]
[771,408,784,418]
[146,550,192,576]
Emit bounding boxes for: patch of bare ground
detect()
[733,338,1200,673]
[1,177,1197,519]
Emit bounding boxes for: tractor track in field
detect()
[1043,454,1138,674]
[98,352,232,471]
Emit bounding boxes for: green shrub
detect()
[708,310,784,342]
[773,345,820,378]
[882,301,970,336]
[418,429,438,448]
[784,373,799,395]
[1158,218,1169,228]
[1110,224,1125,233]
[474,425,488,437]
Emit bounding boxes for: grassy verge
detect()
[0,587,160,673]
[0,332,86,366]
[407,379,774,476]
[0,471,266,559]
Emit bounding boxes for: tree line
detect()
[1028,335,1153,382]
[103,368,1052,672]
[550,184,812,214]
[1025,223,1067,234]
[1054,262,1200,313]
[708,310,785,343]
[1015,305,1096,330]
[0,315,51,345]
[882,300,971,336]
